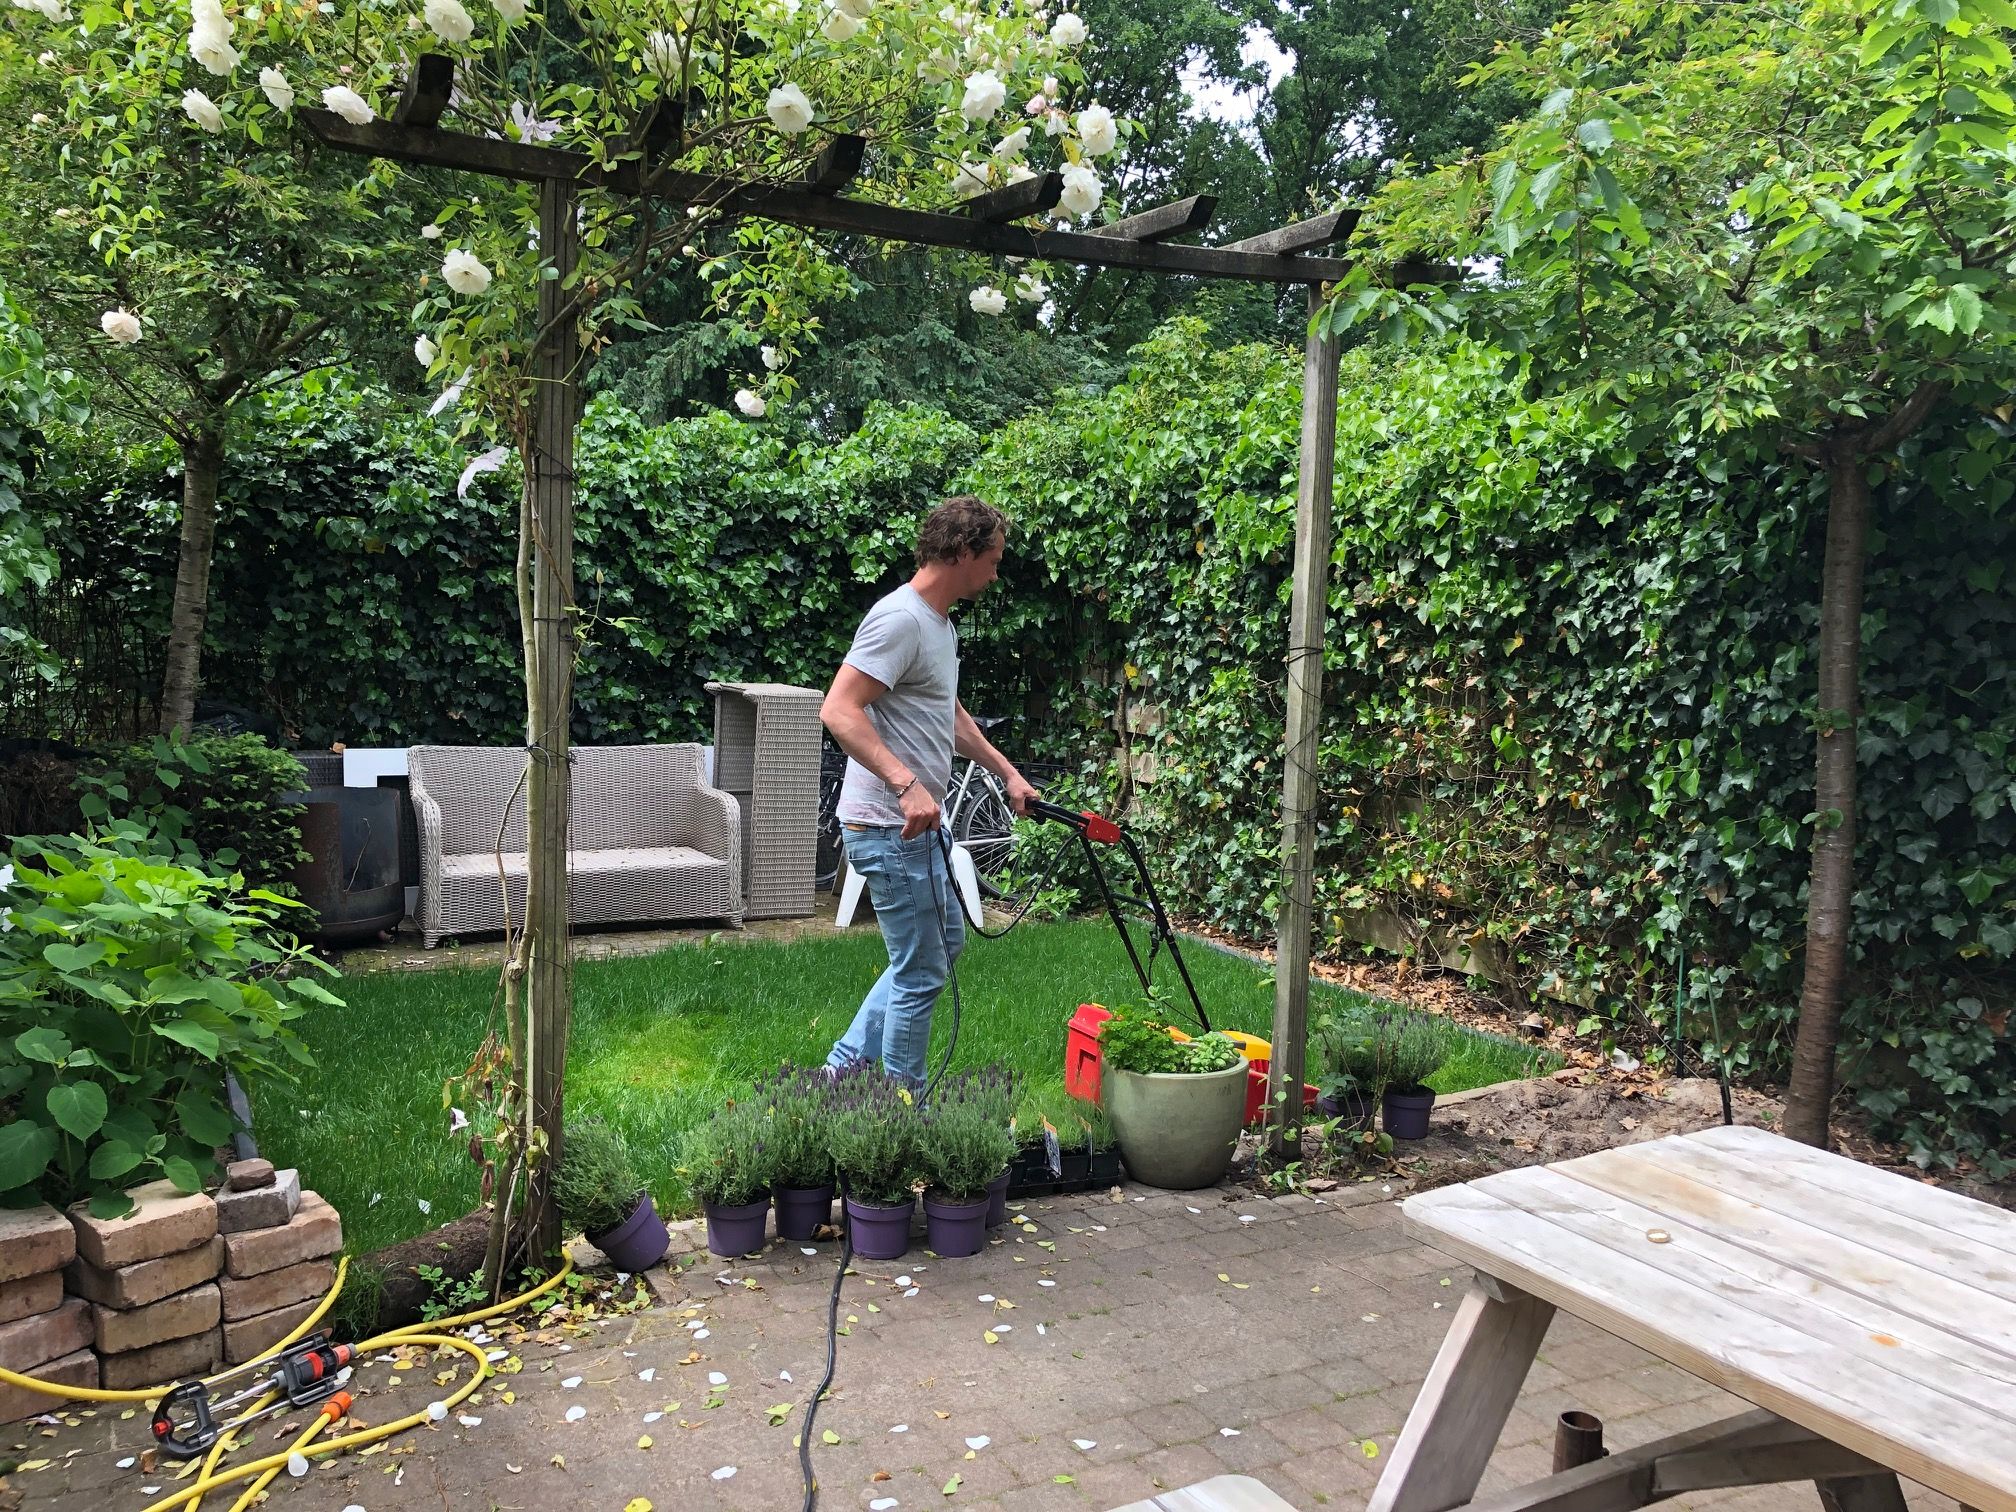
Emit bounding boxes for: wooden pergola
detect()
[304,57,1401,1252]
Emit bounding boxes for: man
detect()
[822,495,1040,1087]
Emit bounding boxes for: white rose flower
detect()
[1024,93,1046,116]
[13,0,69,19]
[189,31,240,75]
[1043,74,1059,97]
[1043,106,1069,137]
[643,29,679,77]
[30,111,49,125]
[415,333,438,366]
[767,82,814,133]
[37,51,57,65]
[950,158,990,199]
[1075,102,1116,156]
[968,284,1007,316]
[181,88,225,132]
[441,247,492,295]
[493,0,527,19]
[322,85,375,124]
[1058,162,1102,217]
[760,344,783,371]
[820,7,861,41]
[835,0,872,15]
[423,0,475,42]
[994,125,1029,159]
[1005,162,1036,184]
[0,863,12,889]
[99,308,142,344]
[1049,10,1085,46]
[420,223,443,239]
[960,68,1005,122]
[259,67,294,110]
[1014,272,1048,303]
[733,388,766,418]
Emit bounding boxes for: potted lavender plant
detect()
[557,1118,670,1271]
[920,1088,1018,1258]
[758,1064,837,1241]
[678,1098,774,1257]
[827,1065,921,1261]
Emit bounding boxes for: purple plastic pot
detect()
[1316,1090,1377,1132]
[1382,1085,1437,1141]
[842,1194,914,1261]
[774,1184,835,1241]
[924,1192,989,1258]
[703,1195,771,1257]
[983,1167,1011,1229]
[591,1191,671,1271]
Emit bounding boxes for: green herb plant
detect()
[556,1117,644,1234]
[674,1099,771,1212]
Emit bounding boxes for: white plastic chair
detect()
[835,840,983,931]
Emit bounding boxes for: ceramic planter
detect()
[842,1194,914,1260]
[774,1184,835,1241]
[592,1191,672,1270]
[1104,1059,1247,1189]
[1382,1084,1437,1141]
[702,1195,771,1257]
[923,1192,989,1257]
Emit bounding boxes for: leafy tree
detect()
[0,0,421,733]
[1340,0,2016,1144]
[0,280,87,686]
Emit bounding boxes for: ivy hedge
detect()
[17,326,2014,1167]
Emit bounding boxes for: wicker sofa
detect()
[408,744,742,948]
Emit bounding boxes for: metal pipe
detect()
[1554,1410,1606,1473]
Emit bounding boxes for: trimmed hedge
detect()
[17,327,2015,1167]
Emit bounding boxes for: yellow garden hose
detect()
[223,1388,350,1512]
[0,1248,580,1512]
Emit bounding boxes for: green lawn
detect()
[257,921,1554,1254]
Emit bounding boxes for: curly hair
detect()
[915,495,1009,567]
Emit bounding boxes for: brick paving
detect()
[16,1182,1963,1512]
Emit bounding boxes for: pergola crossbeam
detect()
[392,53,454,129]
[1088,193,1216,243]
[297,112,1352,284]
[804,133,865,195]
[964,171,1063,223]
[1225,207,1361,256]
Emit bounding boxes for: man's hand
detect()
[1003,771,1040,817]
[899,781,943,840]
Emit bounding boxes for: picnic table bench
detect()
[1366,1124,2014,1512]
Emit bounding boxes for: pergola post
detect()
[522,176,580,1261]
[1267,285,1342,1158]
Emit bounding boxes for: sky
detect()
[1178,25,1296,129]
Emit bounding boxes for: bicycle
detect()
[814,717,1050,898]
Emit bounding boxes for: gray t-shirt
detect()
[835,584,960,826]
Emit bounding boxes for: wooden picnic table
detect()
[1367,1124,2015,1512]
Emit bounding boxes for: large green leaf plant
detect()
[0,833,336,1217]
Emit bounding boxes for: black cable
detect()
[796,1188,855,1512]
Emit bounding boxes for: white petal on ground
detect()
[286,1453,310,1478]
[565,1405,586,1422]
[458,1415,482,1427]
[638,1368,655,1382]
[711,1466,738,1481]
[1221,1427,1242,1437]
[1073,1439,1096,1450]
[708,1372,728,1386]
[561,1376,582,1389]
[889,1423,909,1433]
[965,1436,990,1449]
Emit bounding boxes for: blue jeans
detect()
[828,825,966,1087]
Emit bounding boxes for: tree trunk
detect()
[520,177,581,1263]
[1782,447,1870,1148]
[158,425,225,734]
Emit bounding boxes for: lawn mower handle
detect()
[1022,800,1211,1032]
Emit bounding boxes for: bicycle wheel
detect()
[814,747,849,891]
[951,771,1017,898]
